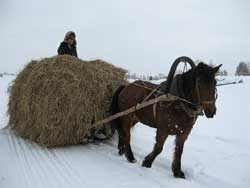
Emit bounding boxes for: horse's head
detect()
[195,63,222,118]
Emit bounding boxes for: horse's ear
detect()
[213,64,222,74]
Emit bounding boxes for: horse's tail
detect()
[109,85,126,132]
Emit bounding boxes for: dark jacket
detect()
[57,41,78,57]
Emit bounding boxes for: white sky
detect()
[0,0,249,75]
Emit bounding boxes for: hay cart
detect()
[8,55,203,147]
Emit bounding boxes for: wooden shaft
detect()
[92,94,178,128]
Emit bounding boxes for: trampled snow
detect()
[0,76,250,188]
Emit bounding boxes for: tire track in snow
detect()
[45,148,86,188]
[24,141,63,187]
[15,135,52,188]
[6,131,87,188]
[6,130,76,187]
[7,132,31,188]
[37,147,76,188]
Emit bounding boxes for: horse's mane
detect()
[180,68,196,100]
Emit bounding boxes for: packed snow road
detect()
[0,76,249,188]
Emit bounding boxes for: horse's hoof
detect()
[142,160,152,168]
[131,159,137,163]
[126,155,137,163]
[118,149,125,156]
[128,158,137,163]
[173,171,185,179]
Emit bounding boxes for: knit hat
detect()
[64,31,76,42]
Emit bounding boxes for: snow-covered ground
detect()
[0,76,250,188]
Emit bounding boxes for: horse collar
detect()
[176,75,203,117]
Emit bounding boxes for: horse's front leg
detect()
[172,129,191,179]
[142,128,168,168]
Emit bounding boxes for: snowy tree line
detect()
[1,61,250,80]
[235,62,250,76]
[126,73,167,81]
[0,72,15,77]
[127,61,250,81]
[210,61,250,76]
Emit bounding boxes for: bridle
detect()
[178,77,217,118]
[195,77,218,106]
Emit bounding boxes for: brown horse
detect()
[110,62,222,178]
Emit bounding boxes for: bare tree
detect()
[236,62,250,76]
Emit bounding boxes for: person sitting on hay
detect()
[57,31,78,57]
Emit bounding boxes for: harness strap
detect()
[195,78,201,105]
[153,103,157,121]
[131,80,216,107]
[142,85,161,103]
[131,82,163,95]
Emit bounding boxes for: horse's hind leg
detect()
[119,116,137,163]
[142,128,168,168]
[123,126,136,163]
[115,118,132,156]
[117,127,125,155]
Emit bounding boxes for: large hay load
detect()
[8,55,127,147]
